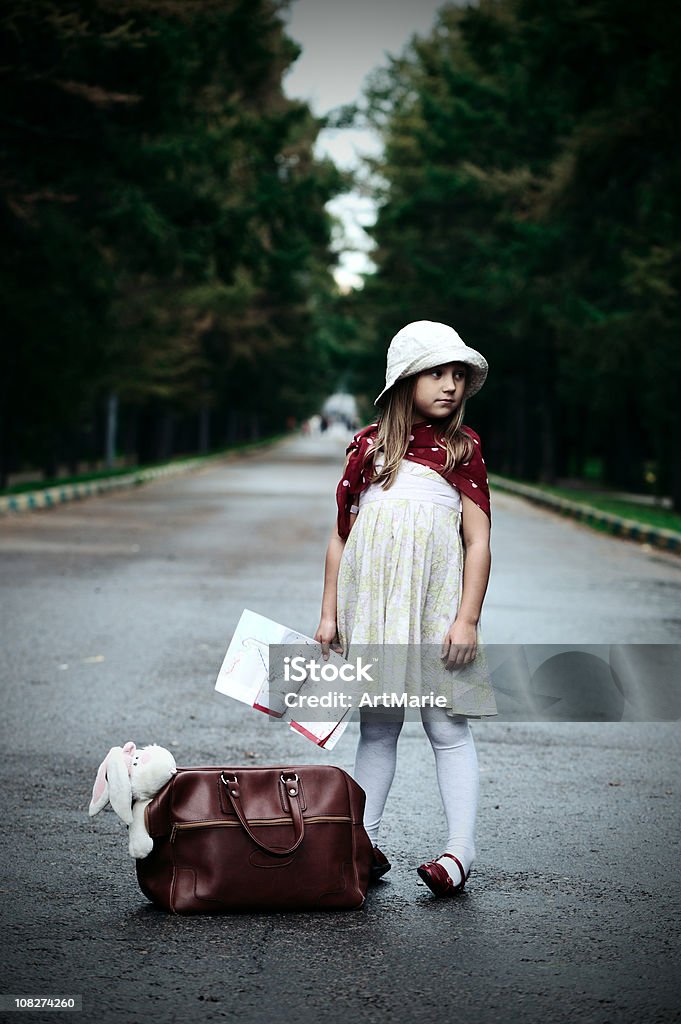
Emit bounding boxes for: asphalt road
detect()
[1,430,679,1024]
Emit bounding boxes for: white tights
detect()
[353,707,479,881]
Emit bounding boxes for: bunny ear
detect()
[89,747,117,817]
[105,748,133,824]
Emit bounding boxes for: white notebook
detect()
[214,609,352,750]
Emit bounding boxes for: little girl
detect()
[314,319,498,899]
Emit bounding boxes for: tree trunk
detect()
[122,406,139,467]
[198,406,210,453]
[602,402,645,492]
[538,395,556,484]
[514,377,528,479]
[156,410,174,461]
[105,393,118,469]
[226,409,239,445]
[670,407,681,514]
[42,445,58,481]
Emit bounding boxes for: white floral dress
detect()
[336,458,498,718]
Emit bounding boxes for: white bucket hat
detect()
[374,320,488,406]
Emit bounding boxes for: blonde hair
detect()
[366,373,476,490]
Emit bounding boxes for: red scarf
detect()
[336,420,491,540]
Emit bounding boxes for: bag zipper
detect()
[170,815,352,843]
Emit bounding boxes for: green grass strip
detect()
[493,476,681,533]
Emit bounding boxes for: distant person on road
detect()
[315,320,497,898]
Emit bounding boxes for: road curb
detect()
[489,473,681,556]
[0,440,283,517]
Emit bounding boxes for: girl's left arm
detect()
[442,494,491,667]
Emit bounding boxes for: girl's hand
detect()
[441,618,477,670]
[314,617,343,662]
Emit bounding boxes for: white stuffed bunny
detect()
[88,741,177,858]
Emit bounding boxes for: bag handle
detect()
[220,772,305,857]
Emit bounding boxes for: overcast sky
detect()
[281,0,451,290]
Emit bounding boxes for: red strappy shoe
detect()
[417,853,470,896]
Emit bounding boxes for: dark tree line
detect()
[0,0,347,485]
[339,0,681,510]
[2,0,679,511]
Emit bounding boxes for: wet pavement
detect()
[0,430,679,1023]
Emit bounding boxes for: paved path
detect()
[0,432,679,1023]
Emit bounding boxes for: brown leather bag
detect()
[136,764,374,913]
